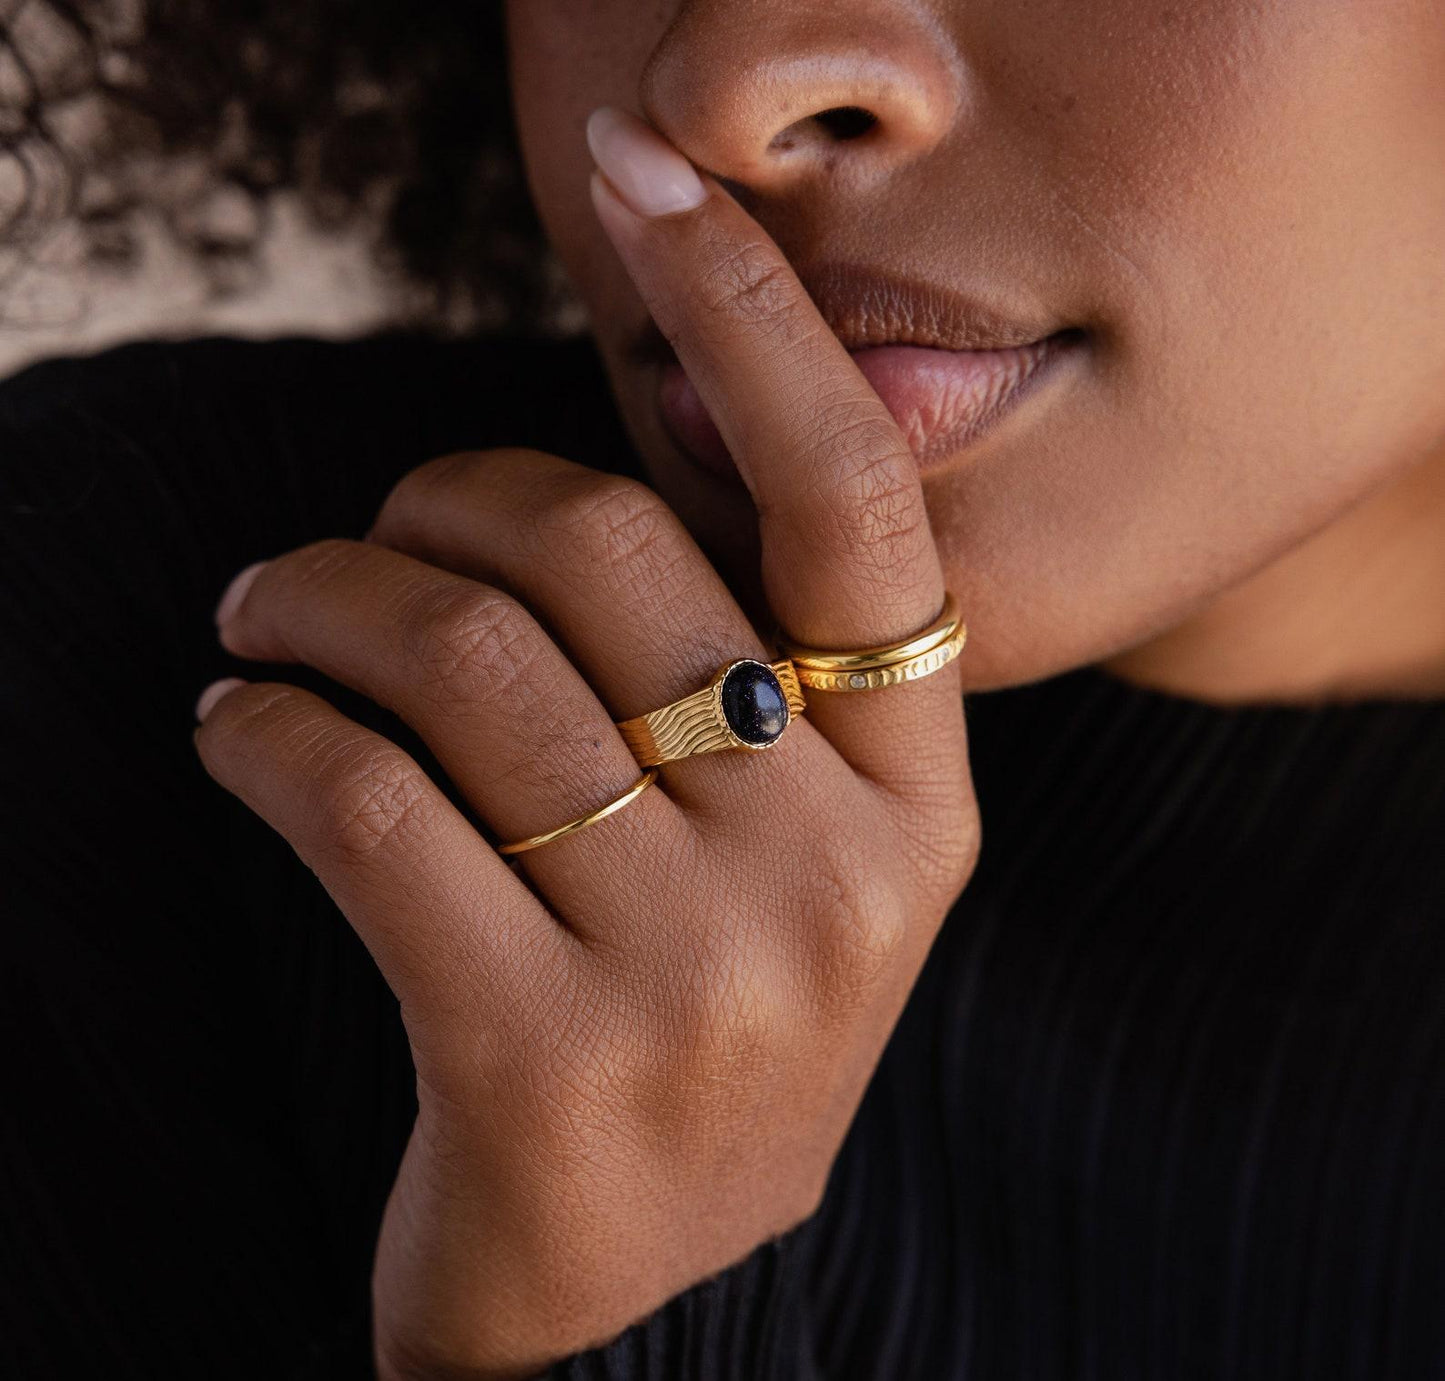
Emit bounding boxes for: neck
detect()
[1104,443,1445,706]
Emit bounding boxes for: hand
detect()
[193,108,978,1380]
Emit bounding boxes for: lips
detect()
[658,334,1073,478]
[643,259,1078,479]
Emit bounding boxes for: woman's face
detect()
[504,0,1445,691]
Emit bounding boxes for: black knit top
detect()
[5,334,1444,1380]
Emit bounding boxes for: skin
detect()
[508,0,1445,700]
[198,149,975,1375]
[190,0,1445,1375]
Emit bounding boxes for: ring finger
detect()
[213,536,683,925]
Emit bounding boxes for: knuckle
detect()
[692,238,798,334]
[372,448,560,545]
[531,478,743,680]
[945,807,984,886]
[535,473,676,573]
[374,451,476,534]
[405,585,542,711]
[681,946,791,1071]
[806,841,909,996]
[397,450,486,498]
[822,442,926,556]
[883,761,982,894]
[905,811,981,900]
[318,745,441,867]
[370,451,481,545]
[797,445,938,607]
[619,930,792,1097]
[397,584,619,802]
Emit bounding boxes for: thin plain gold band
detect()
[496,769,659,856]
[781,593,967,691]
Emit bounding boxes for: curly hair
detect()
[0,0,566,333]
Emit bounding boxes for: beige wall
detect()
[0,193,417,380]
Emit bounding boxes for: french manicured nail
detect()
[195,676,246,723]
[214,560,267,626]
[586,106,707,218]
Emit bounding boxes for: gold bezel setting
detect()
[711,658,791,752]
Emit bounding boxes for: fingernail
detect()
[214,560,267,626]
[586,106,707,218]
[195,676,246,723]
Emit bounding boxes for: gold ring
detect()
[615,659,805,768]
[781,593,967,691]
[497,769,658,855]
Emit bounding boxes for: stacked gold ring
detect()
[781,593,966,692]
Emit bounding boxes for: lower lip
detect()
[657,334,1073,479]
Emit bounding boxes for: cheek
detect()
[505,0,672,338]
[1009,0,1445,441]
[503,0,1445,690]
[944,0,1445,685]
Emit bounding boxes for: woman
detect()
[6,1,1445,1377]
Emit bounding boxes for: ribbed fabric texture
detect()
[4,335,1444,1379]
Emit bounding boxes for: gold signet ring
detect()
[615,659,806,768]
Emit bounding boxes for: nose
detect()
[637,1,965,193]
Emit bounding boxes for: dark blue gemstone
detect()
[720,660,789,746]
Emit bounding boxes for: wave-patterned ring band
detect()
[615,658,806,768]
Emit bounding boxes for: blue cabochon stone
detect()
[719,661,789,746]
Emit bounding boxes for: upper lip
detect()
[630,259,1065,363]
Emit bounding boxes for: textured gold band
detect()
[496,769,658,856]
[616,659,805,768]
[782,594,967,691]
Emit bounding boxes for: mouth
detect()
[634,260,1083,480]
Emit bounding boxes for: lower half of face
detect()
[508,0,1445,691]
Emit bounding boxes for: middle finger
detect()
[365,447,846,816]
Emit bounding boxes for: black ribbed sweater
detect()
[4,334,1444,1380]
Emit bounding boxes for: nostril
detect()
[769,105,880,153]
[813,106,879,141]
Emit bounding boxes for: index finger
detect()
[585,106,945,651]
